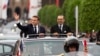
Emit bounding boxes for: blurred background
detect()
[0,0,64,25]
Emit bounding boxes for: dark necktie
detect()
[34,26,37,34]
[59,25,62,31]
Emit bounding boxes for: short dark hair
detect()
[64,39,79,53]
[33,16,40,20]
[14,7,21,15]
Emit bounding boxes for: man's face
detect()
[69,47,77,52]
[31,17,39,25]
[57,15,65,24]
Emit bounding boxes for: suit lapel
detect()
[57,25,62,33]
[62,25,67,33]
[30,24,35,33]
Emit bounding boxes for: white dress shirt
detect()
[58,24,63,31]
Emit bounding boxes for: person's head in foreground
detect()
[64,36,79,53]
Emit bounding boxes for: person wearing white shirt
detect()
[50,15,72,37]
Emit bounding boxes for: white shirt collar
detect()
[58,24,63,27]
[33,25,38,27]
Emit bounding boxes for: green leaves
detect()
[62,0,80,31]
[79,0,100,32]
[38,5,62,27]
[62,0,100,32]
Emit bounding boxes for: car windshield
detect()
[22,38,84,56]
[88,43,100,56]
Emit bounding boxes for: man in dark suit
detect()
[13,10,46,38]
[50,15,71,37]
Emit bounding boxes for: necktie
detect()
[59,25,62,31]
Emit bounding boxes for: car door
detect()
[0,43,14,56]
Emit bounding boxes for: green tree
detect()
[63,0,100,32]
[38,5,62,27]
[62,0,80,31]
[79,0,100,32]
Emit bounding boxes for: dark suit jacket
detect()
[50,24,71,37]
[17,23,46,38]
[96,31,100,41]
[20,31,27,38]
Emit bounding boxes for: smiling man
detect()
[50,15,71,37]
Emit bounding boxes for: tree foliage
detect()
[62,0,80,31]
[79,0,100,32]
[38,5,62,27]
[63,0,100,32]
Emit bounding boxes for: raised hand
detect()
[13,13,20,21]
